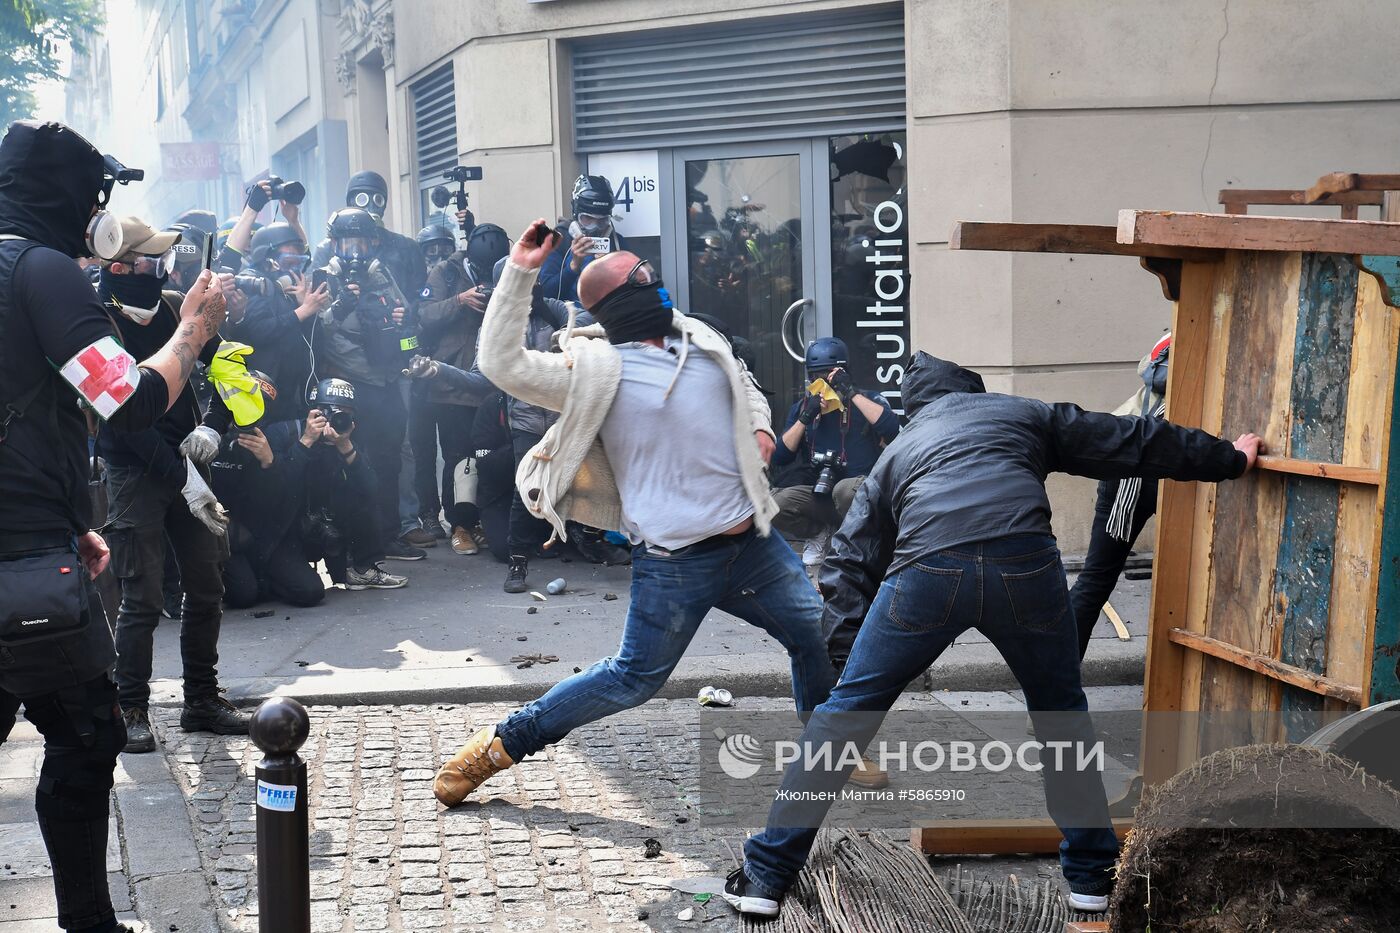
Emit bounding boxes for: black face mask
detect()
[100,266,166,315]
[589,278,674,345]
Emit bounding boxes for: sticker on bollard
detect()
[257,779,298,812]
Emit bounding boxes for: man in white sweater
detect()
[433,221,839,805]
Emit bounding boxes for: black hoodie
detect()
[819,351,1245,666]
[0,121,105,258]
[0,121,169,535]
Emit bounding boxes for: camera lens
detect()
[328,409,353,433]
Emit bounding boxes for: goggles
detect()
[132,246,178,278]
[351,191,388,213]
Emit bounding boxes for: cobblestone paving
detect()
[153,700,773,932]
[151,688,1138,932]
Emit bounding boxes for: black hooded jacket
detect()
[820,351,1246,666]
[0,122,169,535]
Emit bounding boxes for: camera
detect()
[443,166,483,184]
[320,405,354,434]
[265,174,306,205]
[233,272,275,297]
[299,508,344,562]
[811,450,841,497]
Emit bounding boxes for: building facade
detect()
[83,0,1400,550]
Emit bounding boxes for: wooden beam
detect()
[1104,601,1132,641]
[1166,628,1364,705]
[912,818,1133,856]
[1118,210,1400,256]
[950,221,1222,262]
[1219,188,1384,209]
[1140,256,1182,301]
[1255,454,1381,485]
[1065,924,1109,933]
[1306,172,1400,203]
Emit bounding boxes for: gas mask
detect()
[348,188,387,221]
[85,210,124,260]
[575,213,613,238]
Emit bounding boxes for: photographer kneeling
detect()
[771,338,900,564]
[211,377,406,601]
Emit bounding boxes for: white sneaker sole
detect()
[1066,892,1109,912]
[346,580,408,590]
[722,892,780,917]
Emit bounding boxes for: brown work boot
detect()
[848,756,891,789]
[434,725,514,806]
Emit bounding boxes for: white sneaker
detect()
[345,565,408,590]
[802,533,830,567]
[1066,891,1109,912]
[723,867,781,917]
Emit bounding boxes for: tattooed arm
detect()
[140,269,230,410]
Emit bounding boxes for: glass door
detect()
[670,144,820,426]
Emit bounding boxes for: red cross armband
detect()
[59,336,140,420]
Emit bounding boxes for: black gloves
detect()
[797,392,824,426]
[245,182,270,213]
[826,367,855,404]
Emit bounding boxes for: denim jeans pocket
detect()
[889,563,963,633]
[999,557,1068,633]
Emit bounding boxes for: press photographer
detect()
[771,338,900,565]
[539,173,627,302]
[313,208,423,559]
[218,175,307,274]
[313,170,427,307]
[224,221,329,421]
[415,220,510,554]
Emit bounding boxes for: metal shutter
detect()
[571,6,905,153]
[413,63,457,182]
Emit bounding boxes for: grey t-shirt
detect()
[598,339,754,549]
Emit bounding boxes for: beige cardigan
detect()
[476,260,779,543]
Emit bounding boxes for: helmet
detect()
[416,225,455,250]
[172,209,217,237]
[250,222,305,267]
[167,223,208,269]
[465,223,509,281]
[571,174,615,217]
[326,208,378,241]
[216,215,259,251]
[804,337,849,373]
[308,377,356,409]
[346,170,388,218]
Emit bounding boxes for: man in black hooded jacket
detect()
[0,120,228,933]
[722,351,1261,920]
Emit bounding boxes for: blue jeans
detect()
[742,534,1120,897]
[496,527,835,760]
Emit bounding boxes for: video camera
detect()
[431,165,483,236]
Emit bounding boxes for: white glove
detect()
[182,456,229,538]
[179,425,222,464]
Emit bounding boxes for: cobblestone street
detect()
[146,685,1143,932]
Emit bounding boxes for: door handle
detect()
[781,297,814,362]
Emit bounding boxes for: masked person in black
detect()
[312,170,427,308]
[538,174,626,303]
[313,208,424,560]
[94,216,251,754]
[415,221,510,554]
[222,222,330,423]
[0,120,229,933]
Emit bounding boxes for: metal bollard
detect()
[250,696,311,933]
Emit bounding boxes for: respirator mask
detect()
[85,154,145,260]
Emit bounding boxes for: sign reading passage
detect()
[161,142,222,182]
[587,150,660,238]
[257,779,298,812]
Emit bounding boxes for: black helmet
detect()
[804,337,849,373]
[172,209,217,237]
[167,223,208,268]
[326,208,378,241]
[465,223,509,280]
[416,224,455,249]
[346,170,388,218]
[250,222,305,267]
[308,377,355,408]
[571,174,615,217]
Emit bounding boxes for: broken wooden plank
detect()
[1218,188,1384,211]
[1254,455,1380,485]
[1116,210,1400,256]
[1103,601,1131,641]
[1167,628,1364,705]
[912,818,1133,856]
[1306,172,1400,203]
[949,221,1222,261]
[1064,924,1109,933]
